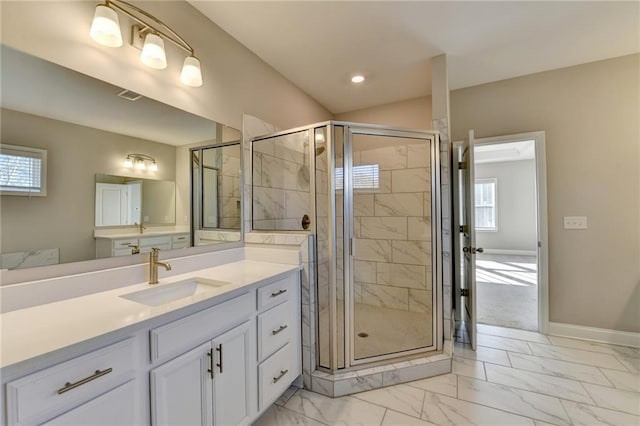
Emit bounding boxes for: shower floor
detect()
[318,301,433,366]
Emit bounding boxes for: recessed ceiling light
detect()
[351,75,365,83]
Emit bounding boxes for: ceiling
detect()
[1,46,218,146]
[475,140,535,164]
[191,1,639,114]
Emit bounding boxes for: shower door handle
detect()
[349,238,355,257]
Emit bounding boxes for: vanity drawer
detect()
[258,343,293,410]
[257,277,293,311]
[6,338,135,426]
[171,233,189,244]
[258,301,292,361]
[113,238,139,249]
[150,291,254,363]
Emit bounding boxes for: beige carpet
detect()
[476,254,538,331]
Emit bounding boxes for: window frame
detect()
[0,144,48,196]
[474,177,497,232]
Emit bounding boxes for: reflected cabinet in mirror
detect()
[191,143,242,246]
[0,45,241,272]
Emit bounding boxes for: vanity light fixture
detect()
[89,0,203,87]
[124,154,158,172]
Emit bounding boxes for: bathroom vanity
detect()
[0,249,302,425]
[95,231,191,258]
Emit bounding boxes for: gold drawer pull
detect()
[271,289,287,297]
[57,368,113,394]
[272,369,288,384]
[272,324,288,335]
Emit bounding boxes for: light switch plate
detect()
[564,216,587,229]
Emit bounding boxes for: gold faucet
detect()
[149,248,171,284]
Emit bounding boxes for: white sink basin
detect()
[120,278,232,306]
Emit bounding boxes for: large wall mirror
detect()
[0,45,242,274]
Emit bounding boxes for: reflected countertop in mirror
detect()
[0,45,242,275]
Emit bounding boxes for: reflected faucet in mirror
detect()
[135,222,146,234]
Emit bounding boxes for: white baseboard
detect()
[482,249,537,256]
[549,322,640,348]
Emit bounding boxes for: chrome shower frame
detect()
[250,120,443,373]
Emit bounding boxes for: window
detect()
[0,144,47,196]
[475,178,497,231]
[335,164,379,190]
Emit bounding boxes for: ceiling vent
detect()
[117,89,143,101]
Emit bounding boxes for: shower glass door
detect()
[348,128,436,364]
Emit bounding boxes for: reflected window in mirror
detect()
[191,142,241,246]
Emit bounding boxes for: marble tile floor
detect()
[318,302,433,364]
[476,254,538,331]
[255,324,640,426]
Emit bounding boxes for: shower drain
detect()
[357,332,369,338]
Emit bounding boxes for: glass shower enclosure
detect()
[252,121,442,372]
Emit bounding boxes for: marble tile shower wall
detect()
[242,113,279,234]
[217,147,241,228]
[349,141,433,315]
[252,131,311,231]
[433,117,453,340]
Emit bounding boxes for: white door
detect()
[44,381,137,425]
[95,183,128,226]
[212,321,254,426]
[460,130,482,350]
[150,342,213,426]
[127,181,142,224]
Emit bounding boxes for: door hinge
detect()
[460,289,469,297]
[459,225,466,233]
[458,162,466,170]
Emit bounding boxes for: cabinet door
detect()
[43,381,137,425]
[212,321,255,426]
[150,342,213,426]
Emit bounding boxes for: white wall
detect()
[335,96,432,129]
[451,54,640,333]
[475,160,537,252]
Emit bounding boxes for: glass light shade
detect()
[180,56,203,87]
[124,157,133,168]
[140,33,167,69]
[150,162,158,172]
[135,159,146,170]
[351,75,365,83]
[89,4,123,47]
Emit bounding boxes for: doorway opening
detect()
[453,130,548,349]
[474,139,539,331]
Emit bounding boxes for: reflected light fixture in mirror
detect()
[124,153,158,171]
[89,0,203,87]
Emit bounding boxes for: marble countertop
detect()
[0,260,300,369]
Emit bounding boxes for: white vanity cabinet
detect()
[95,232,190,258]
[1,267,301,426]
[5,339,138,426]
[150,321,254,426]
